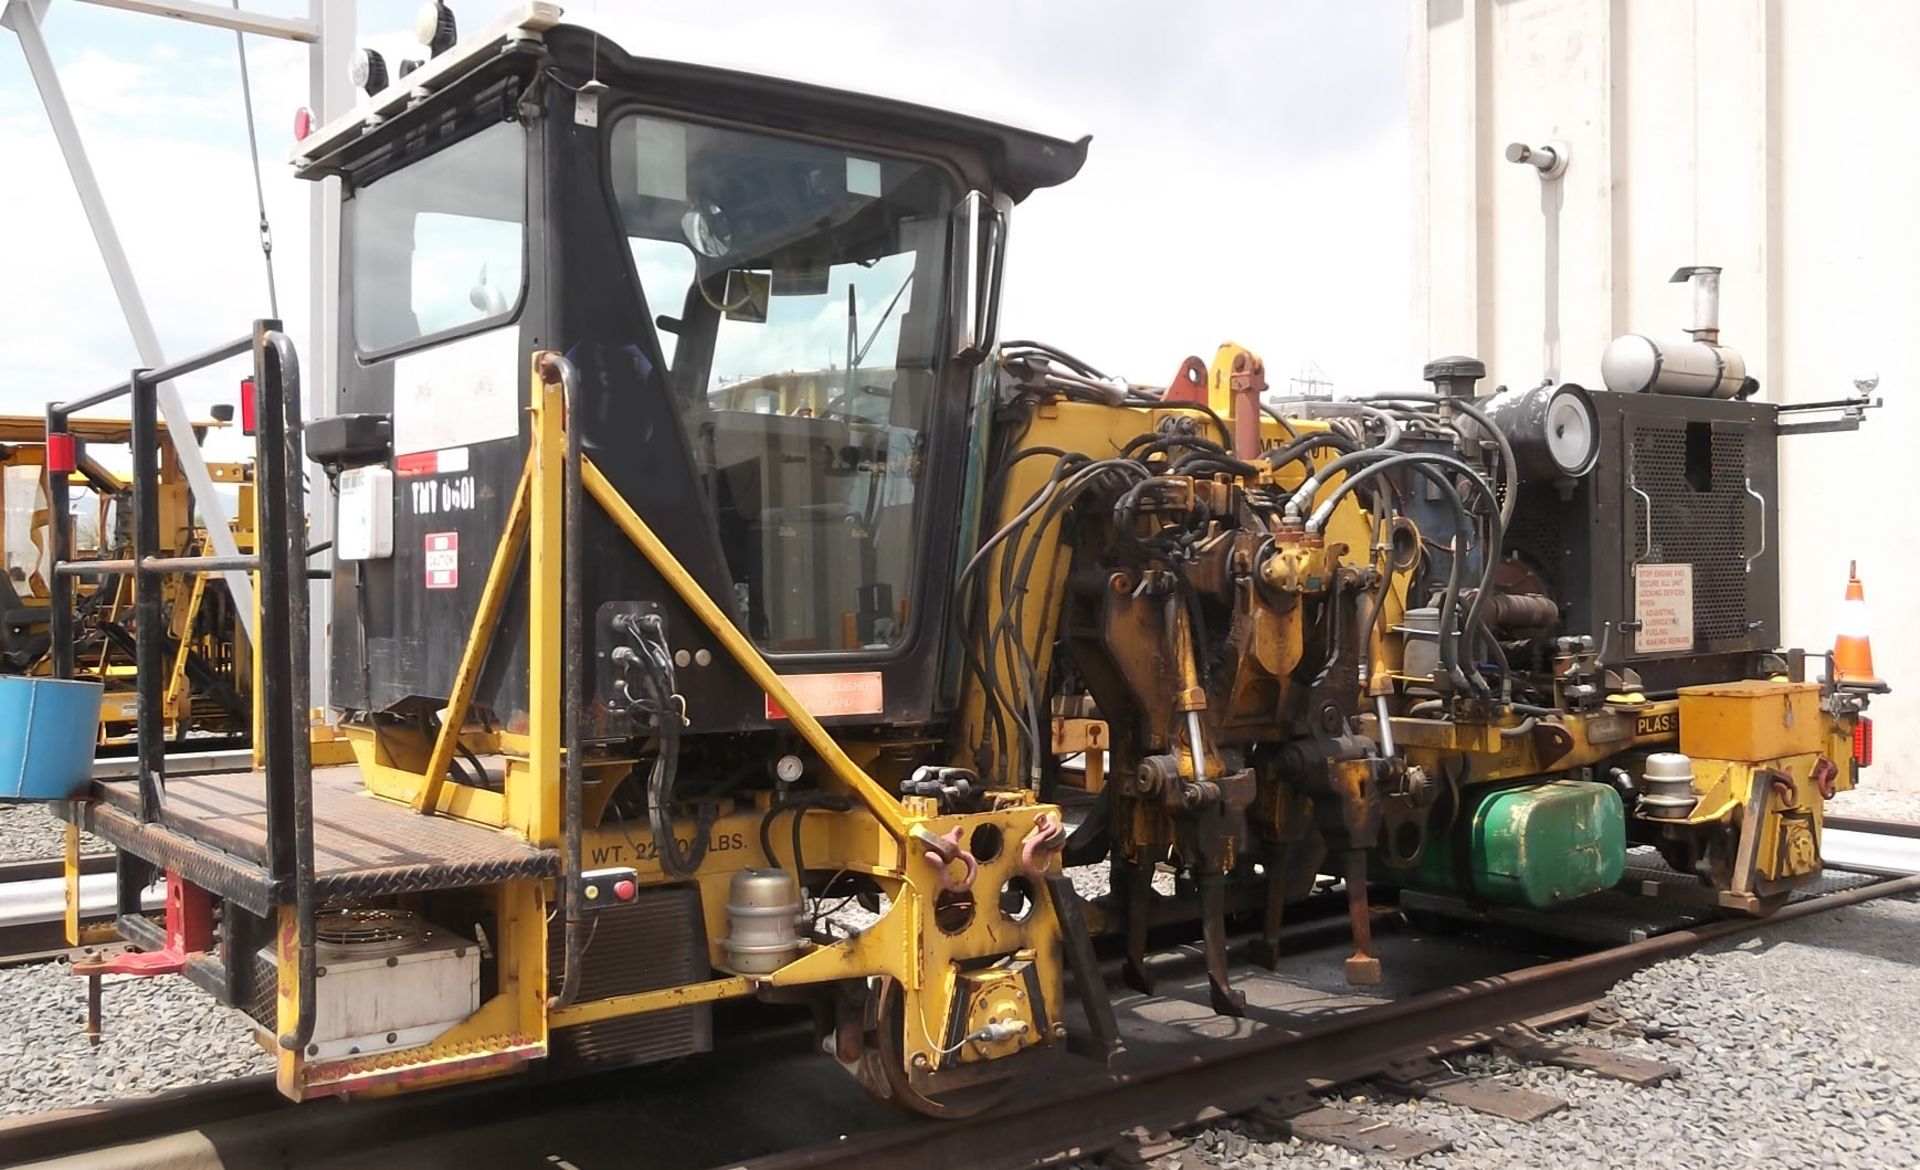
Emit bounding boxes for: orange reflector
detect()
[1854,718,1874,768]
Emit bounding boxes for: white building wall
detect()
[1412,0,1920,789]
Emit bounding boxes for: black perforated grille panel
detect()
[547,885,713,1068]
[1629,422,1755,648]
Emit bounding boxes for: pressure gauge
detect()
[774,754,805,785]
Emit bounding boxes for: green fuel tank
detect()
[1409,779,1627,909]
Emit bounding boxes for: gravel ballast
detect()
[0,961,273,1117]
[1170,893,1920,1169]
[2,827,1915,1161]
[0,804,106,863]
[1829,786,1920,825]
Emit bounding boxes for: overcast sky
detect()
[0,0,1408,459]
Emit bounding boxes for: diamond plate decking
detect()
[76,765,557,914]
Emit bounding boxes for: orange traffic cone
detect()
[1833,561,1887,691]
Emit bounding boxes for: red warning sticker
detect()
[424,531,459,589]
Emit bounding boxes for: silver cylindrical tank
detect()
[721,868,803,975]
[1637,752,1699,820]
[1400,606,1442,682]
[1600,334,1748,398]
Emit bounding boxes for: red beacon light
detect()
[46,431,75,476]
[293,106,314,142]
[239,376,258,437]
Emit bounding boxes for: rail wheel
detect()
[858,979,1014,1119]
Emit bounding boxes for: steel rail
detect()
[1,871,1914,1168]
[0,856,133,966]
[1824,813,1920,840]
[0,1075,284,1167]
[728,871,1920,1170]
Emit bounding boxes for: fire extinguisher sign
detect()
[424,531,459,589]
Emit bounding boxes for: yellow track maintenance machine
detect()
[20,4,1883,1117]
[0,416,253,748]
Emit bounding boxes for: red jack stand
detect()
[72,871,213,1042]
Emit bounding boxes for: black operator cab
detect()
[293,10,1088,744]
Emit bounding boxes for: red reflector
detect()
[1854,717,1874,767]
[46,433,75,475]
[240,376,257,436]
[293,106,313,142]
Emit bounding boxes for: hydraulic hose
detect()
[1306,450,1503,693]
[1356,392,1518,529]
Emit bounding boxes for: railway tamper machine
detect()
[33,5,1882,1114]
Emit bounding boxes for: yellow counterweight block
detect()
[1668,680,1849,910]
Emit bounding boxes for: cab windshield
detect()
[610,114,953,654]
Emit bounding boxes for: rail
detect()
[4,868,1915,1169]
[43,320,317,1052]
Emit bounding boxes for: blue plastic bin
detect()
[0,676,104,801]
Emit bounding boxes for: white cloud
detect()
[0,1,1410,453]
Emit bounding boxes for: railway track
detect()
[2,822,1917,1169]
[0,749,253,966]
[0,855,117,967]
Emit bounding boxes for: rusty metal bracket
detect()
[1377,1055,1568,1122]
[1494,1028,1679,1086]
[1253,1094,1452,1162]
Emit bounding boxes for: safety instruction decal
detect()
[424,531,459,590]
[1633,563,1693,653]
[391,326,519,456]
[766,672,884,720]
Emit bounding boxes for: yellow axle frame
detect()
[285,353,1066,1100]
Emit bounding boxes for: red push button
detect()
[614,879,636,901]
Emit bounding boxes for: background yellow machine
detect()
[0,416,252,748]
[22,6,1879,1120]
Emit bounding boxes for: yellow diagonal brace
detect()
[412,449,536,813]
[163,571,207,722]
[581,457,908,840]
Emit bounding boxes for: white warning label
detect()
[424,531,459,590]
[1633,563,1694,653]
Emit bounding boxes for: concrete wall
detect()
[1411,0,1919,789]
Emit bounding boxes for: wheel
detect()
[859,979,1015,1119]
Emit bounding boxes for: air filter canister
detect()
[1474,382,1600,481]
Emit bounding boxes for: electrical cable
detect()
[623,622,705,879]
[229,3,277,317]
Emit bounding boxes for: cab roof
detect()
[292,4,1089,202]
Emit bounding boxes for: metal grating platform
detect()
[1619,845,1881,901]
[76,765,557,914]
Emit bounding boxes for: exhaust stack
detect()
[1600,265,1751,399]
